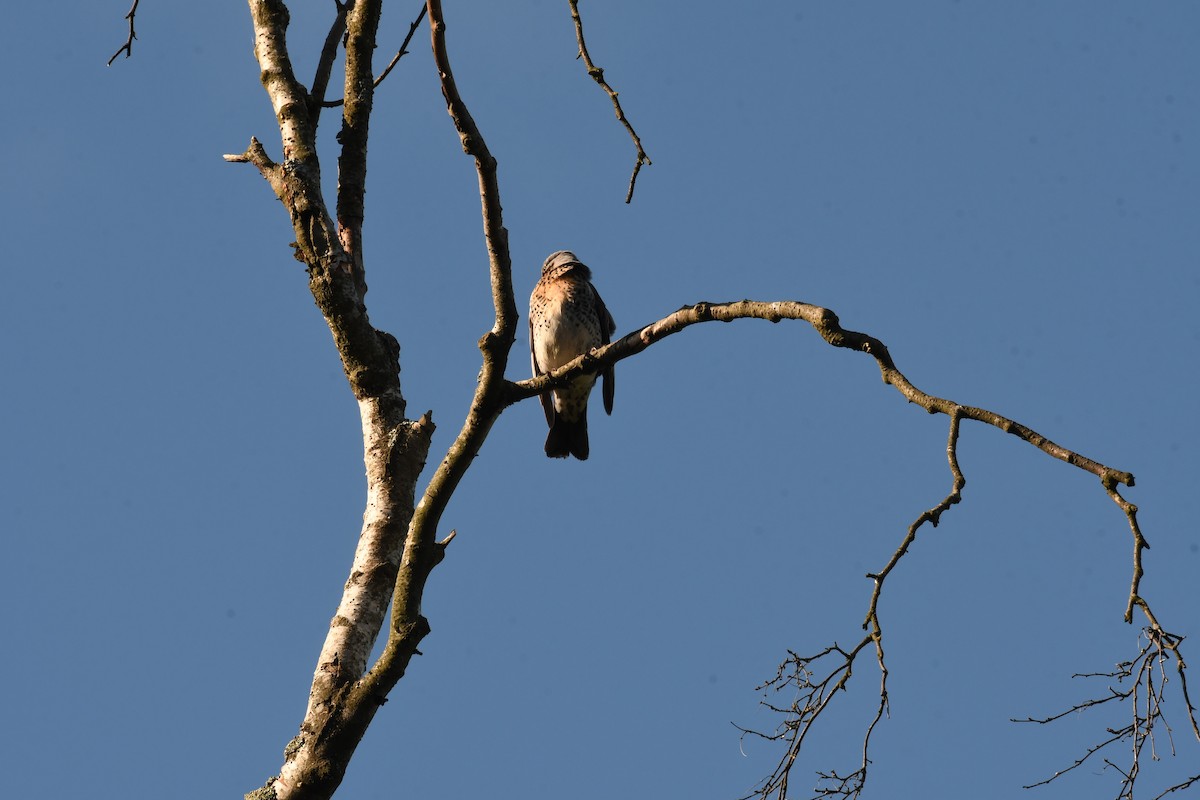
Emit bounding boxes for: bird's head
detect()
[542,250,587,277]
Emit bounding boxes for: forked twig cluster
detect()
[1014,627,1199,799]
[731,411,965,800]
[106,0,141,65]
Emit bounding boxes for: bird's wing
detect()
[594,286,616,416]
[530,314,555,426]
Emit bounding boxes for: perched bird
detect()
[529,250,616,460]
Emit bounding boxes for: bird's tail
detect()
[544,415,589,460]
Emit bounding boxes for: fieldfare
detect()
[529,250,616,460]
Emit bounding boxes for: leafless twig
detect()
[107,0,141,65]
[320,3,428,109]
[567,0,652,203]
[1151,773,1200,800]
[733,640,873,800]
[732,410,966,800]
[1101,476,1154,625]
[370,6,427,93]
[1014,627,1199,798]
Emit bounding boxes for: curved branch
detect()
[360,0,519,701]
[567,0,651,203]
[423,0,516,339]
[412,0,517,480]
[508,299,1133,488]
[506,297,1192,799]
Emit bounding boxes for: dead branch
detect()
[107,0,141,65]
[309,0,352,116]
[1014,627,1198,799]
[320,3,427,109]
[503,299,1194,798]
[567,0,651,203]
[369,5,427,96]
[1152,773,1200,800]
[733,640,874,800]
[393,0,518,596]
[223,136,287,200]
[729,411,964,800]
[506,300,1132,488]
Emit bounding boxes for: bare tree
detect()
[110,3,1197,799]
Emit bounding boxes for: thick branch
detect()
[335,0,381,298]
[309,0,352,119]
[268,410,433,800]
[237,4,432,800]
[235,3,396,403]
[249,0,318,164]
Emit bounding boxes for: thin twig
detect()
[372,6,427,90]
[1102,476,1151,624]
[1014,629,1198,798]
[733,637,874,800]
[732,411,967,800]
[1151,773,1200,800]
[567,0,651,203]
[322,3,428,108]
[107,0,141,65]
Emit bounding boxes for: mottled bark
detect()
[232,3,437,799]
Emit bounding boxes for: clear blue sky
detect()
[1,3,1197,798]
